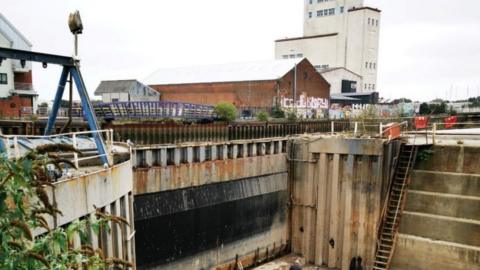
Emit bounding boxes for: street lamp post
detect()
[291,50,297,114]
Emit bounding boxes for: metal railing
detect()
[0,129,114,168]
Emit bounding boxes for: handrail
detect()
[375,142,401,247]
[0,129,115,167]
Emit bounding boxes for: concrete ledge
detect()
[406,190,480,220]
[415,145,480,174]
[411,170,480,196]
[400,211,480,247]
[391,234,480,270]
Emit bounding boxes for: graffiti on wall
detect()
[281,93,329,118]
[329,102,420,119]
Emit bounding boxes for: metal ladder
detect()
[373,143,418,270]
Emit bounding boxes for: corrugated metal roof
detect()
[94,79,138,95]
[144,58,304,85]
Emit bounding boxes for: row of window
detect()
[308,6,344,18]
[314,64,330,69]
[281,53,303,59]
[309,0,333,4]
[368,18,379,27]
[365,62,377,69]
[0,73,7,85]
[365,83,376,91]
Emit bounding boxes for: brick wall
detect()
[0,95,33,117]
[150,59,330,109]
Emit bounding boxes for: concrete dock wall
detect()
[289,136,388,269]
[45,159,135,265]
[131,138,289,270]
[392,145,480,270]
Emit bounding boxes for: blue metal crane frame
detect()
[0,47,109,165]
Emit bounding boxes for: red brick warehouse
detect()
[145,58,331,117]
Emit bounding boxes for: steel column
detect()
[45,66,70,135]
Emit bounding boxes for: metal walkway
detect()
[93,101,215,120]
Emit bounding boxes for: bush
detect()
[256,111,269,121]
[214,102,237,122]
[286,111,297,122]
[0,147,133,269]
[271,106,285,118]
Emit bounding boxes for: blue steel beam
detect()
[45,66,70,135]
[70,66,109,165]
[0,47,75,66]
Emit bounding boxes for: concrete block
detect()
[400,211,480,246]
[221,145,228,160]
[391,234,480,270]
[145,150,153,167]
[267,142,274,155]
[211,146,217,161]
[174,148,181,165]
[249,143,257,157]
[231,145,238,159]
[186,147,193,164]
[199,146,206,162]
[160,149,167,167]
[411,170,480,196]
[406,190,480,220]
[258,143,266,156]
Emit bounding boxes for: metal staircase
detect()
[373,143,418,270]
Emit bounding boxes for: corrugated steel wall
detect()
[290,136,392,269]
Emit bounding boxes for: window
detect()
[340,6,344,13]
[329,8,335,15]
[289,54,296,59]
[309,12,312,18]
[376,20,379,26]
[317,10,323,17]
[372,84,376,90]
[369,63,372,69]
[373,63,376,69]
[0,73,7,84]
[282,55,289,59]
[309,0,313,4]
[111,98,119,103]
[364,84,367,89]
[324,9,328,15]
[365,62,368,68]
[368,18,371,25]
[296,53,303,58]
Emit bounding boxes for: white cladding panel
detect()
[320,68,362,94]
[275,36,338,69]
[0,33,13,98]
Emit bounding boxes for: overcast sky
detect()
[2,0,480,102]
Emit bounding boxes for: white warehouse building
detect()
[275,0,381,97]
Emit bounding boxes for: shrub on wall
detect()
[271,106,285,119]
[256,111,269,122]
[0,146,133,269]
[214,102,237,122]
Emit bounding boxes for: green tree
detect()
[0,145,132,269]
[256,111,269,122]
[419,102,431,115]
[214,103,237,122]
